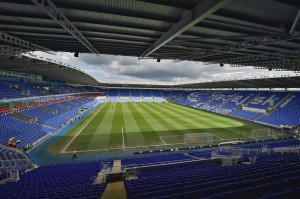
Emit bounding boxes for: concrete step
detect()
[100,181,127,199]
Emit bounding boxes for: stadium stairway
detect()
[252,113,264,121]
[28,83,49,95]
[99,160,127,199]
[39,106,56,114]
[10,112,35,123]
[182,152,204,160]
[35,121,57,130]
[4,81,28,97]
[0,144,37,183]
[242,91,261,106]
[112,160,122,173]
[57,103,69,109]
[0,144,35,165]
[206,92,224,105]
[272,93,293,109]
[217,92,240,110]
[101,181,127,199]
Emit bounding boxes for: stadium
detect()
[1,0,300,198]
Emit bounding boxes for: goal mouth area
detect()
[160,132,230,146]
[250,128,277,140]
[184,132,216,145]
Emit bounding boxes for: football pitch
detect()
[51,102,266,154]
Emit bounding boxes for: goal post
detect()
[250,128,277,140]
[184,132,215,145]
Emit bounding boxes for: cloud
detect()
[32,51,298,84]
[118,57,139,66]
[79,53,115,66]
[106,61,202,81]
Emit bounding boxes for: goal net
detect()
[184,132,214,145]
[250,128,277,140]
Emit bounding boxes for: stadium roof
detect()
[173,76,300,89]
[1,0,300,72]
[0,55,99,85]
[99,76,300,89]
[0,55,299,89]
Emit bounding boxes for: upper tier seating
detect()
[168,90,182,101]
[207,92,235,107]
[248,92,288,109]
[160,90,171,98]
[51,84,80,94]
[195,92,218,107]
[221,91,256,111]
[0,80,26,99]
[257,93,300,126]
[108,89,119,97]
[119,89,130,97]
[151,90,162,98]
[5,80,43,97]
[131,89,141,97]
[173,91,190,104]
[141,90,152,97]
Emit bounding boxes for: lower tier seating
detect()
[0,161,106,199]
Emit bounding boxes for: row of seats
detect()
[0,161,106,199]
[0,78,84,99]
[125,153,300,199]
[0,115,54,148]
[0,80,26,99]
[122,153,194,167]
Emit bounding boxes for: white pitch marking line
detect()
[159,136,167,145]
[122,126,125,149]
[63,142,188,153]
[61,104,105,153]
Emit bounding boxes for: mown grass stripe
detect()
[138,103,190,136]
[165,103,243,127]
[157,103,249,140]
[133,103,180,144]
[147,103,207,133]
[127,103,162,145]
[137,103,194,144]
[159,103,239,128]
[109,103,125,148]
[149,103,243,141]
[49,103,106,154]
[84,103,115,150]
[122,103,147,147]
[65,103,110,151]
[133,103,169,131]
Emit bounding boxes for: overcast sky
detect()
[33,52,298,85]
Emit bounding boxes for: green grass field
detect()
[50,102,275,154]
